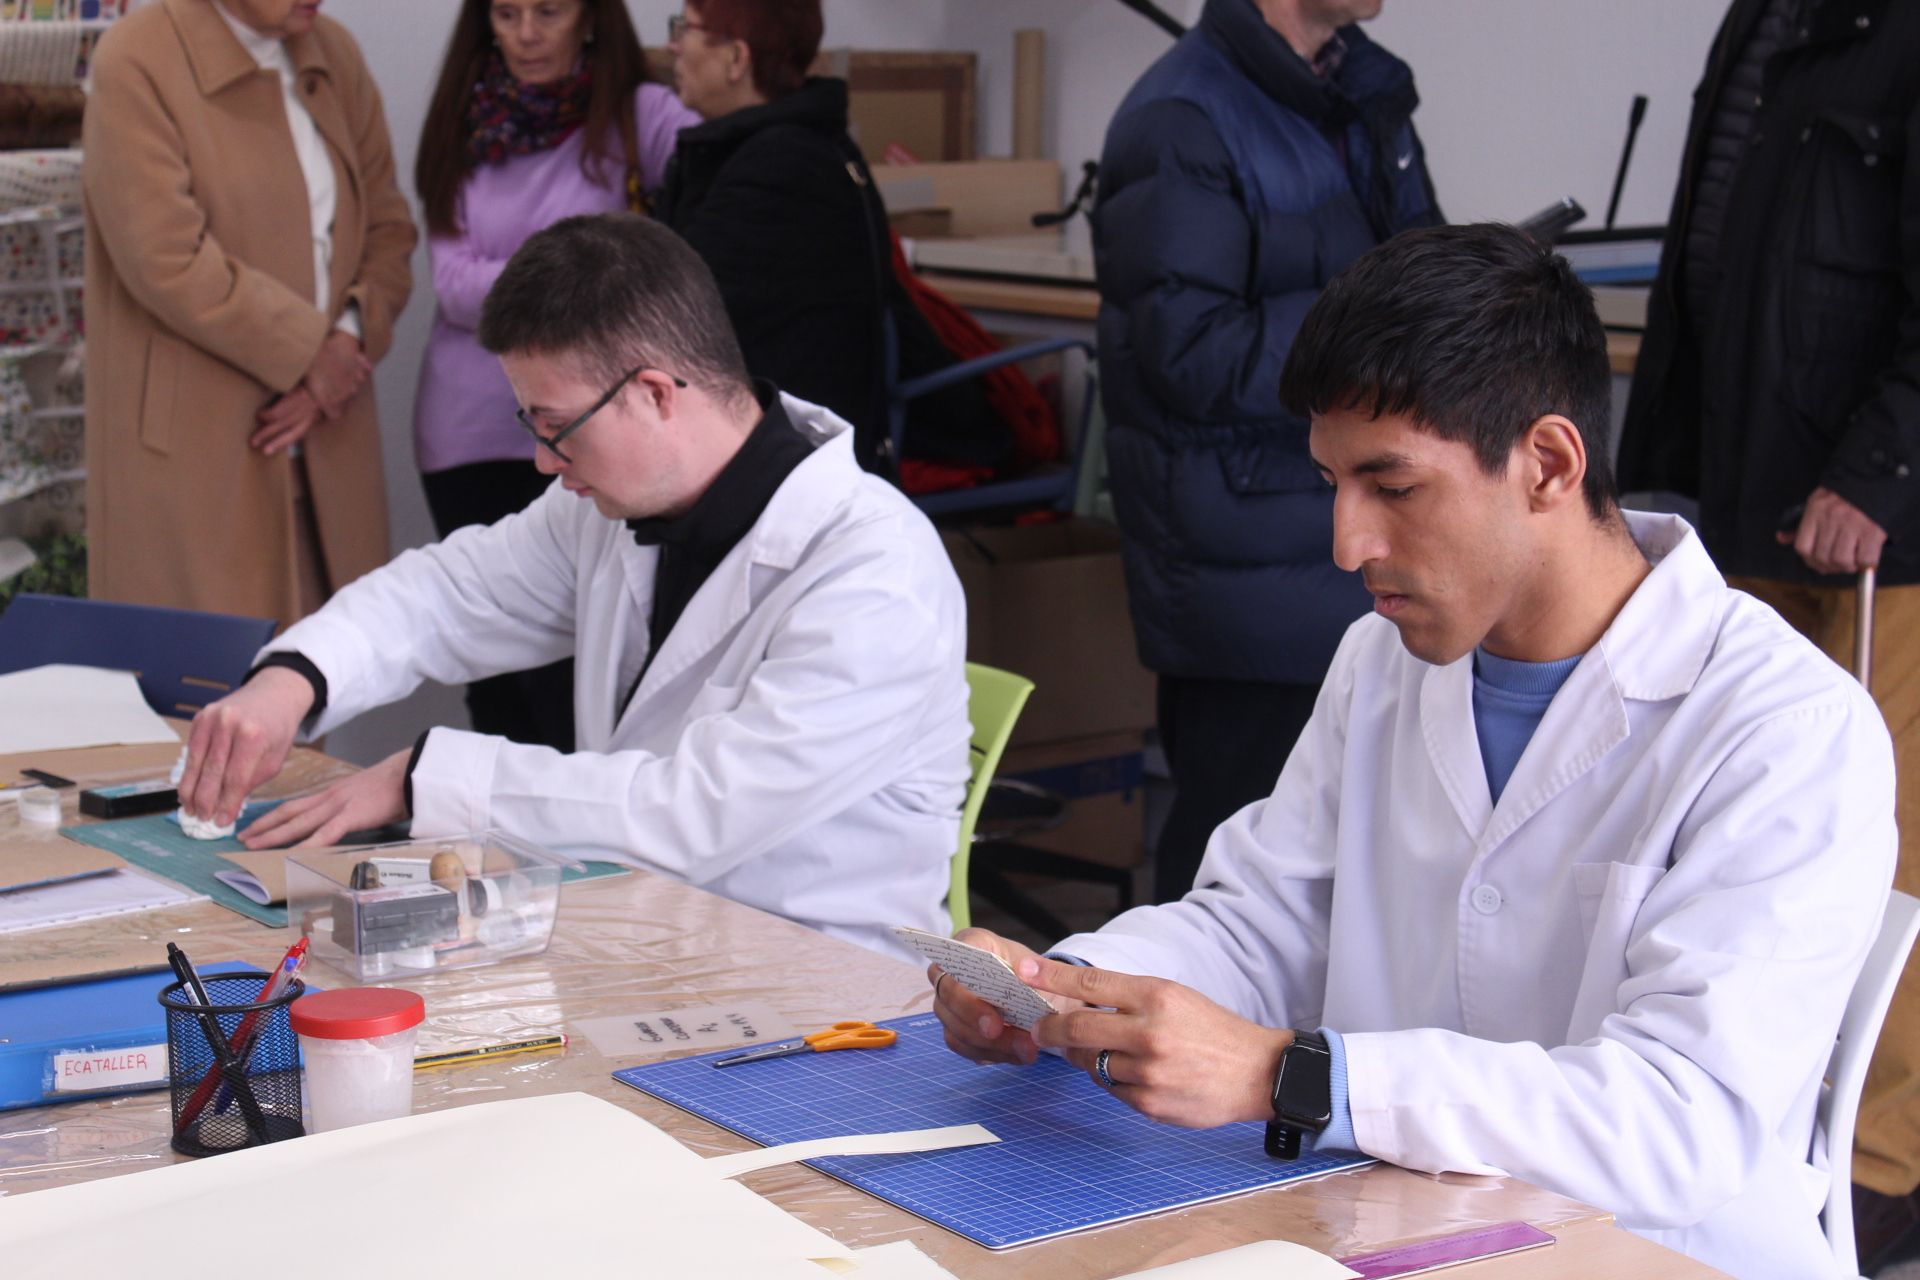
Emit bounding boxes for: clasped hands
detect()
[930,927,1291,1129]
[251,329,372,455]
[178,666,410,849]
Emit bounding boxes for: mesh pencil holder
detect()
[158,975,307,1157]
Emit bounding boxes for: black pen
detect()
[166,944,270,1143]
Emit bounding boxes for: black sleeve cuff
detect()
[402,729,432,819]
[246,652,328,722]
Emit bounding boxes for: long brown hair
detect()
[415,0,649,238]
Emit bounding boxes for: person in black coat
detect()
[1616,3,1920,1269]
[658,0,1002,473]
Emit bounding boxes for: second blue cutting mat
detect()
[613,1012,1372,1249]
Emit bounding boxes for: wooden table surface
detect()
[0,741,1721,1278]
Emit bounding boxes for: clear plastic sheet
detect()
[0,743,1702,1276]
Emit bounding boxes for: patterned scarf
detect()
[466,49,593,167]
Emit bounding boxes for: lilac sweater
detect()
[413,83,698,474]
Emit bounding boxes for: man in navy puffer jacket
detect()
[1094,0,1440,902]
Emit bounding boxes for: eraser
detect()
[80,779,180,819]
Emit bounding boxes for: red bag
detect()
[889,234,1064,476]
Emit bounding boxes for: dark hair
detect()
[478,212,752,404]
[1279,223,1618,518]
[416,0,651,238]
[694,0,822,99]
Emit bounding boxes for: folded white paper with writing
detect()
[892,926,1059,1030]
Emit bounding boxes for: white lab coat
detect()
[267,395,970,963]
[1059,513,1896,1280]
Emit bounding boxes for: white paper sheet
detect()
[1113,1241,1361,1279]
[0,664,177,755]
[0,867,201,935]
[704,1123,1000,1179]
[833,1241,960,1278]
[0,1093,857,1279]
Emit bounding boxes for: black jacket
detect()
[1618,0,1920,584]
[657,78,1004,472]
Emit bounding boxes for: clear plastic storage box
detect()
[285,832,564,981]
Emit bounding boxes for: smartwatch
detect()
[1265,1029,1333,1160]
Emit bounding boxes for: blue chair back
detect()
[0,594,276,717]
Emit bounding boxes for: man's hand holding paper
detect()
[1022,956,1293,1130]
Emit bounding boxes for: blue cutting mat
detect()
[614,1012,1372,1249]
[60,805,632,927]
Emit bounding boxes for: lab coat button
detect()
[1471,884,1503,915]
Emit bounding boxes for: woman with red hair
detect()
[659,0,1006,473]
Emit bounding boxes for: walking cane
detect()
[1856,565,1877,690]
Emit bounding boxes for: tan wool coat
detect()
[82,0,415,632]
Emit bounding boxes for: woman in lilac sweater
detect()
[413,0,696,750]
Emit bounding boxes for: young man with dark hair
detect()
[932,223,1895,1278]
[177,212,970,963]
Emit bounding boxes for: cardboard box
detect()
[942,518,1154,747]
[874,159,1061,239]
[997,730,1147,870]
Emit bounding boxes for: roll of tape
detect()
[17,785,61,826]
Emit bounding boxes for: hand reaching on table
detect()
[179,666,314,829]
[237,748,409,849]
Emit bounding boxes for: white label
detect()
[51,1043,169,1092]
[572,1002,798,1059]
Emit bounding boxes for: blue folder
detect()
[0,962,264,1112]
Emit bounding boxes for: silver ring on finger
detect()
[1096,1048,1116,1089]
[933,971,952,1003]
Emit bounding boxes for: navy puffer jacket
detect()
[1094,0,1440,683]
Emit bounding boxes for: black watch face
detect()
[1273,1040,1333,1130]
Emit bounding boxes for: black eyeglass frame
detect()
[514,366,688,464]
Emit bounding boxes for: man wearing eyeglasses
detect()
[174,212,972,963]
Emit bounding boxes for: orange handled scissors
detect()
[712,1020,897,1068]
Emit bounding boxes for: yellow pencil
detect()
[412,1033,567,1070]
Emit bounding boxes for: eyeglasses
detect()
[514,366,688,464]
[666,14,708,41]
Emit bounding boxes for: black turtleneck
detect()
[620,383,813,714]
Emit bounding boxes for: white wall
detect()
[1368,2,1725,227]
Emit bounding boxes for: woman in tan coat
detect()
[82,0,415,632]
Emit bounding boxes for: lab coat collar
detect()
[1595,511,1724,703]
[1421,509,1721,845]
[614,392,861,715]
[738,392,864,572]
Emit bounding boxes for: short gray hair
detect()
[478,212,752,404]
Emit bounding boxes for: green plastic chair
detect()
[950,662,1035,932]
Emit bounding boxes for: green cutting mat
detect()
[59,804,630,927]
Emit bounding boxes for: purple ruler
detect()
[1340,1221,1555,1278]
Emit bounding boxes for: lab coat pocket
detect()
[1566,860,1668,1041]
[138,332,183,456]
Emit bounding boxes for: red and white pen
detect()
[175,938,309,1134]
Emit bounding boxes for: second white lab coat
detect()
[268,395,970,963]
[1059,513,1895,1280]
